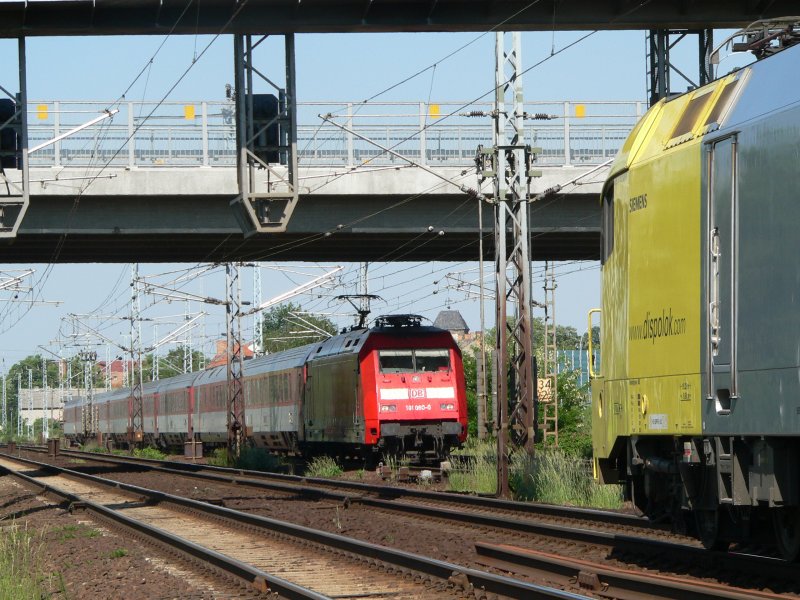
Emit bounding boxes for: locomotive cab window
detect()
[379,350,414,373]
[379,349,451,373]
[415,349,450,372]
[600,182,614,264]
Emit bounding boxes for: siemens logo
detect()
[629,194,648,212]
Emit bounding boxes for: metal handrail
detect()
[22,99,642,169]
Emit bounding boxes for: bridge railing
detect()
[24,100,643,169]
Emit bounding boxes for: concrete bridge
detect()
[2,99,638,262]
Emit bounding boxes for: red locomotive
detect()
[64,314,468,461]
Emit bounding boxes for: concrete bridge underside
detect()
[0,165,602,262]
[8,192,599,262]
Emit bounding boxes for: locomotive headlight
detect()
[440,403,455,411]
[380,404,397,413]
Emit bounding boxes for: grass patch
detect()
[510,449,623,509]
[448,438,497,494]
[206,446,283,471]
[305,456,343,478]
[132,447,166,460]
[109,548,128,559]
[448,440,623,509]
[50,524,102,542]
[207,447,229,467]
[81,443,109,454]
[0,522,49,599]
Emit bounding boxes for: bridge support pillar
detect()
[232,34,299,235]
[0,38,30,237]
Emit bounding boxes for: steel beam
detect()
[648,29,714,106]
[233,34,299,235]
[0,38,30,238]
[0,193,600,262]
[0,1,794,37]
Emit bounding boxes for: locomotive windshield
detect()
[379,349,450,373]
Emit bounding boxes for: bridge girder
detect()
[0,0,794,37]
[0,193,600,262]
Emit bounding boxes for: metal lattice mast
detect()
[253,265,263,354]
[58,352,64,434]
[359,262,370,325]
[226,263,245,460]
[105,346,111,391]
[184,300,192,372]
[152,324,159,381]
[542,262,559,445]
[491,32,536,498]
[646,29,713,107]
[16,373,21,437]
[42,356,48,440]
[129,263,144,444]
[26,368,32,438]
[1,370,6,433]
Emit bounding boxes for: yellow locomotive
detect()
[591,29,800,558]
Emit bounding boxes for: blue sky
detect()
[0,30,752,366]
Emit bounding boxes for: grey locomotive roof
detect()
[433,310,469,333]
[706,43,800,143]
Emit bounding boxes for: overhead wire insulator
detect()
[524,112,559,120]
[531,184,563,202]
[460,185,487,202]
[460,110,490,117]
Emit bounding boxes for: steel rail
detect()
[20,445,800,589]
[0,452,586,600]
[474,542,789,600]
[35,446,647,528]
[0,464,326,599]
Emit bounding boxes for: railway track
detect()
[21,445,652,531]
[0,452,582,600]
[11,445,800,598]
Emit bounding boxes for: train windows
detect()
[379,350,414,373]
[379,349,451,373]
[601,182,614,265]
[415,349,450,372]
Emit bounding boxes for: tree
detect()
[143,345,207,380]
[462,352,479,438]
[260,302,337,354]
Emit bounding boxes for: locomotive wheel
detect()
[695,509,728,551]
[772,507,800,562]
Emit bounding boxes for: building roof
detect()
[433,310,469,333]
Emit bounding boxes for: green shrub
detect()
[305,456,343,478]
[207,447,229,467]
[109,548,128,559]
[0,522,49,599]
[132,446,166,460]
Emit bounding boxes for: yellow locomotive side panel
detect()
[625,146,702,436]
